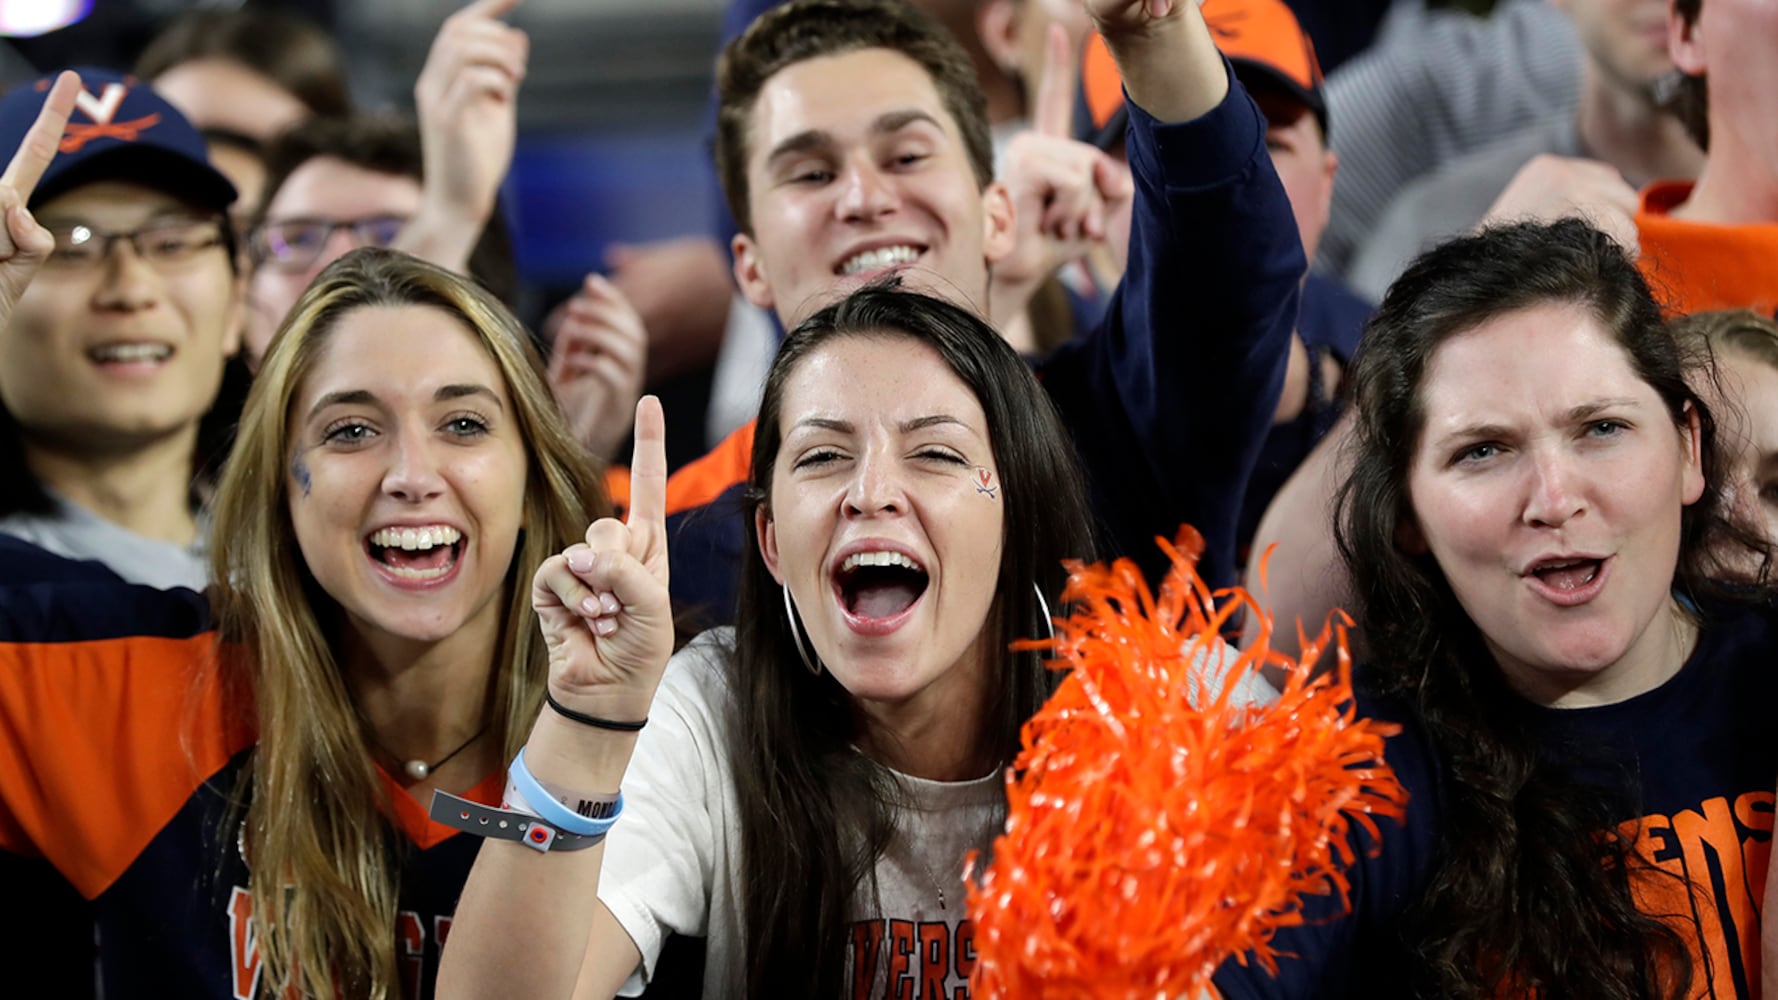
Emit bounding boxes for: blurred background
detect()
[0,0,1447,315]
[0,0,1532,471]
[1,0,726,298]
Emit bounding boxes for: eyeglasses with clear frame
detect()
[250,216,409,271]
[43,218,230,271]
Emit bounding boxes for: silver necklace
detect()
[916,853,953,911]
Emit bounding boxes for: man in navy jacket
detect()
[665,0,1305,624]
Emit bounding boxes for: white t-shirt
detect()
[598,628,1272,998]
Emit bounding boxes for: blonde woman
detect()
[0,91,614,998]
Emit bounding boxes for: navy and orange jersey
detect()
[656,427,755,628]
[0,580,502,999]
[0,534,123,586]
[659,80,1304,625]
[1212,600,1778,999]
[0,537,127,999]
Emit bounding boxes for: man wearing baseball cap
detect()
[1081,0,1369,557]
[0,67,243,590]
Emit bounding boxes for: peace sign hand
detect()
[990,27,1131,310]
[0,72,79,326]
[531,396,674,725]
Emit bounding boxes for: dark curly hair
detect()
[1335,218,1767,998]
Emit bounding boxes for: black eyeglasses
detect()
[251,216,409,270]
[44,218,228,270]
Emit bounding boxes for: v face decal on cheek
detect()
[975,466,998,499]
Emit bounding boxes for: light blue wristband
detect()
[507,748,624,838]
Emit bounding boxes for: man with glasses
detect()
[242,114,519,368]
[258,213,408,270]
[241,0,528,368]
[245,115,649,476]
[0,67,242,591]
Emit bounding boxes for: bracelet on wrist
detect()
[545,687,647,732]
[507,747,625,838]
[429,790,607,853]
[503,773,621,823]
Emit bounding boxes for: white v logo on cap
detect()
[73,83,126,126]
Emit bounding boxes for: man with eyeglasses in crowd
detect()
[243,113,519,368]
[243,3,650,477]
[240,0,648,473]
[0,68,242,591]
[240,0,529,368]
[244,114,650,465]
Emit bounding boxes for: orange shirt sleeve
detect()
[664,420,755,515]
[599,419,757,521]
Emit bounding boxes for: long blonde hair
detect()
[208,247,609,997]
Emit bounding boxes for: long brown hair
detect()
[1671,308,1778,373]
[1335,219,1766,998]
[729,285,1096,996]
[207,247,608,997]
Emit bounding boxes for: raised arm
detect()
[439,398,674,1000]
[392,0,526,273]
[547,274,650,463]
[1042,0,1303,591]
[0,71,80,326]
[1088,0,1226,123]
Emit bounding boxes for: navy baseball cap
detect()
[0,67,236,211]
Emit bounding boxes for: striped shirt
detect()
[1318,0,1582,278]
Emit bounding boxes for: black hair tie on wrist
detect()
[545,688,648,732]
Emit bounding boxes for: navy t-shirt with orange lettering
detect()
[1213,600,1778,999]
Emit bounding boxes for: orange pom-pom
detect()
[966,529,1407,999]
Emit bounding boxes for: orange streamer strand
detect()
[966,529,1407,998]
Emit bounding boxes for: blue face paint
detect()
[291,453,312,498]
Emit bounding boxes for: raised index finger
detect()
[625,395,668,536]
[1,71,80,199]
[1031,23,1076,139]
[460,0,523,20]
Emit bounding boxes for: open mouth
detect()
[366,525,465,581]
[1528,557,1603,592]
[836,244,925,277]
[89,342,174,366]
[834,550,930,622]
